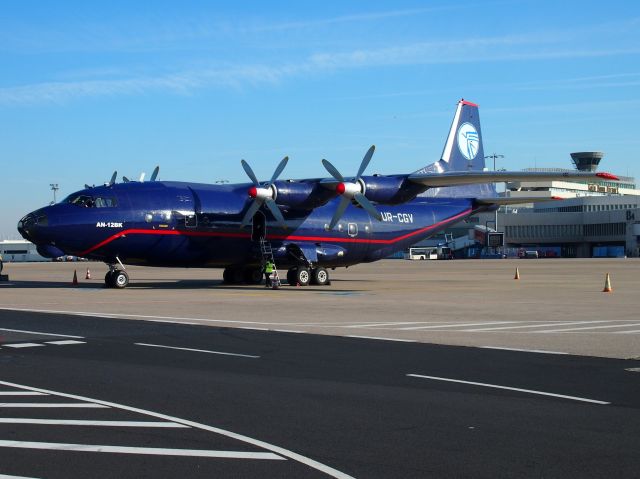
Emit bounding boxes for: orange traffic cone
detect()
[72,270,78,285]
[514,267,520,280]
[85,268,91,280]
[602,273,612,293]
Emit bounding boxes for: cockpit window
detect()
[63,194,117,208]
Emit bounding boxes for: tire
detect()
[312,267,329,286]
[287,268,298,286]
[296,267,310,287]
[223,268,244,284]
[244,268,263,284]
[104,271,114,288]
[113,270,129,289]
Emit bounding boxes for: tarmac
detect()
[1,258,639,359]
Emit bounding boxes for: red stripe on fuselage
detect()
[78,209,472,256]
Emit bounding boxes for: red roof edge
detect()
[596,172,619,181]
[460,99,479,107]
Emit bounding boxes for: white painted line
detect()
[146,319,199,325]
[346,335,416,343]
[406,374,610,405]
[344,322,427,329]
[44,340,86,346]
[272,329,304,334]
[0,440,283,460]
[480,346,569,355]
[2,343,44,349]
[0,474,42,479]
[0,327,83,339]
[236,327,270,331]
[465,321,609,332]
[0,419,188,428]
[0,380,355,479]
[399,321,518,331]
[536,323,640,333]
[615,330,640,334]
[0,403,109,408]
[135,343,260,359]
[0,392,47,396]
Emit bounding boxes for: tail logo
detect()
[457,122,479,161]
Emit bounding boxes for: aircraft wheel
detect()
[112,270,129,289]
[286,268,298,285]
[104,271,114,288]
[223,267,244,284]
[244,267,263,284]
[312,267,330,286]
[296,267,310,287]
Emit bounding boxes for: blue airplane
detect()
[17,100,617,288]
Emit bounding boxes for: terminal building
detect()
[419,152,640,258]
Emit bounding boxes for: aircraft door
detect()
[252,211,266,241]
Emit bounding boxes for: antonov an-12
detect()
[18,100,617,288]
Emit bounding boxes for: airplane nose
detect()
[17,210,48,242]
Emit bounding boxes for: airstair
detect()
[259,238,281,288]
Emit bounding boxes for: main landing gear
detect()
[223,266,263,285]
[286,266,330,286]
[104,263,129,289]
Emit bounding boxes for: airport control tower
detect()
[570,151,604,172]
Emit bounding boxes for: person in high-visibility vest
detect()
[264,260,274,287]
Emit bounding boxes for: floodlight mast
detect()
[484,153,504,234]
[49,183,59,205]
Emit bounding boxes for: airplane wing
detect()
[407,170,619,188]
[474,196,564,206]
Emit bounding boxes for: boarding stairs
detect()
[259,238,281,288]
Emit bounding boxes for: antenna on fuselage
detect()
[108,171,117,186]
[149,166,159,182]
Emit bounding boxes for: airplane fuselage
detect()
[19,181,478,270]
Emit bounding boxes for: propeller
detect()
[322,145,382,229]
[240,157,289,229]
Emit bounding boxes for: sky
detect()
[1,0,639,237]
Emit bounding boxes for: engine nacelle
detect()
[273,180,335,210]
[361,175,425,205]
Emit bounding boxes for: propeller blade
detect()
[268,156,289,186]
[329,197,350,230]
[354,193,382,221]
[150,166,159,182]
[109,171,117,186]
[122,176,130,183]
[241,160,260,186]
[355,145,375,181]
[265,199,287,229]
[240,200,262,227]
[321,159,345,182]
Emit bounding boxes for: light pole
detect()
[49,183,59,205]
[484,153,504,233]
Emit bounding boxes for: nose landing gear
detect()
[105,259,129,289]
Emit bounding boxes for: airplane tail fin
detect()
[414,99,496,197]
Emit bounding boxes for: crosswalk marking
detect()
[0,440,284,460]
[0,392,47,396]
[0,403,109,408]
[2,343,44,349]
[0,419,188,428]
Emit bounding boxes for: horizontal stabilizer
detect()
[408,170,618,188]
